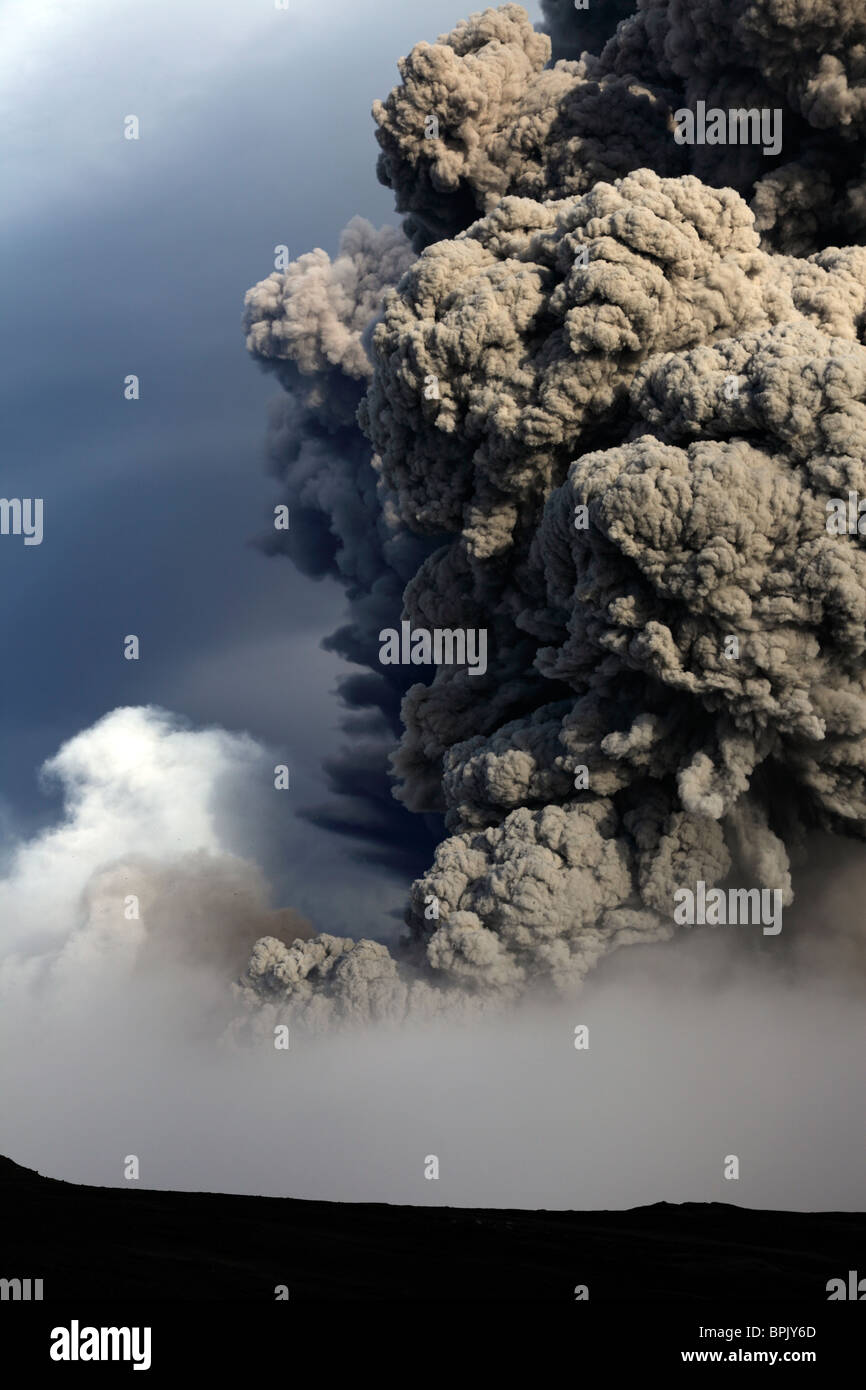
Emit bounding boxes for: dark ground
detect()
[1,1154,863,1300]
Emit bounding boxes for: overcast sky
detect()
[0,0,542,932]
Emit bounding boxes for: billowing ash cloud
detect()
[244,216,414,421]
[244,217,443,874]
[240,4,866,1026]
[371,1,866,255]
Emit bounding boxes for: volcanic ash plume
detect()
[372,1,866,255]
[244,217,443,874]
[241,4,866,1026]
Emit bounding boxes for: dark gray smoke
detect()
[244,218,443,875]
[241,3,866,1025]
[538,0,636,64]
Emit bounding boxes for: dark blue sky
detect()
[0,0,542,932]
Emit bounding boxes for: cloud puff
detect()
[0,707,310,1000]
[244,216,415,422]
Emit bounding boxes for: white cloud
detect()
[0,705,271,984]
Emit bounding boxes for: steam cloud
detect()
[242,2,866,1025]
[0,707,310,1005]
